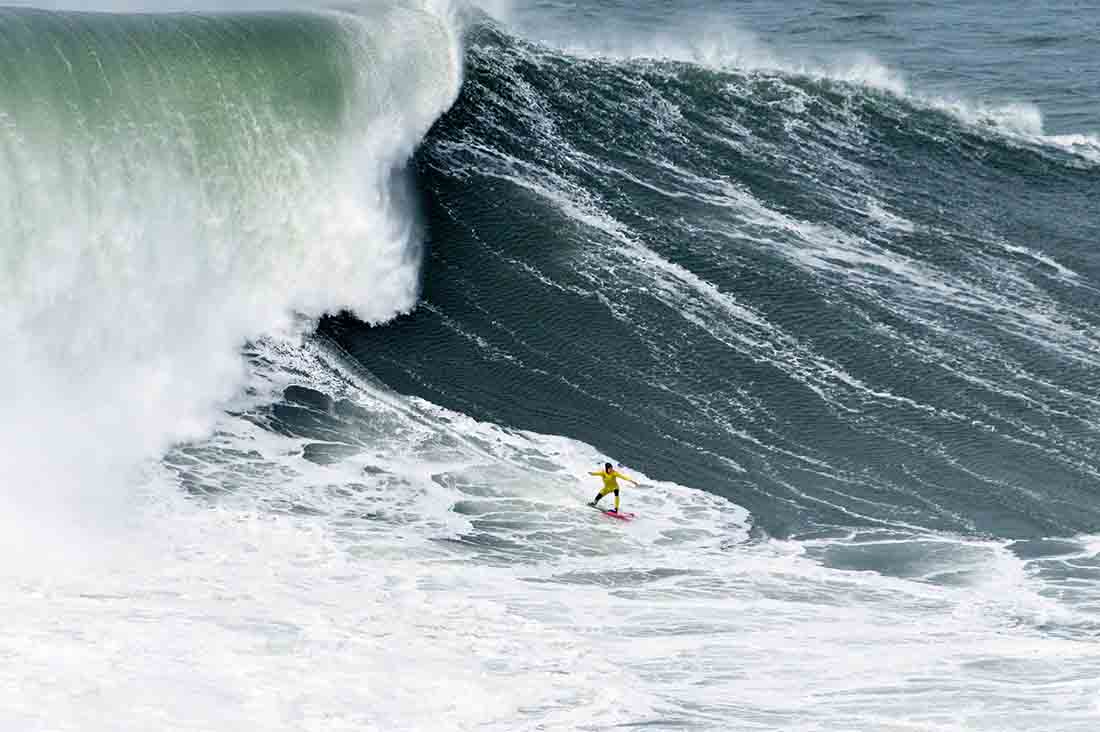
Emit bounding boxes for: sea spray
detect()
[0,6,462,555]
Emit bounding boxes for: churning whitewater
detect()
[0,3,461,537]
[2,1,1100,730]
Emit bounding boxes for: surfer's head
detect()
[604,462,613,472]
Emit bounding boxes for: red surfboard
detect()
[592,506,636,521]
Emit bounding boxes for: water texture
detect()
[2,1,1099,729]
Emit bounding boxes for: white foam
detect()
[1045,133,1100,164]
[865,198,917,234]
[0,5,462,558]
[6,337,1098,730]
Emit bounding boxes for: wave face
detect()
[0,5,460,537]
[5,5,1100,731]
[333,22,1100,540]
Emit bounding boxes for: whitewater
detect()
[2,0,1100,730]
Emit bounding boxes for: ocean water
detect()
[2,1,1099,729]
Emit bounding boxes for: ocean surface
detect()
[2,1,1100,729]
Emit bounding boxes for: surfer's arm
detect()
[615,472,639,485]
[588,471,603,477]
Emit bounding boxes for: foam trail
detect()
[0,6,462,561]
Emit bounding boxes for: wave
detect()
[4,9,1100,728]
[0,4,461,551]
[478,9,1099,168]
[319,18,1100,541]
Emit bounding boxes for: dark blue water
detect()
[324,0,1100,541]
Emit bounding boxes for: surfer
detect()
[587,462,639,513]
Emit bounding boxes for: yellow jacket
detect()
[589,469,637,491]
